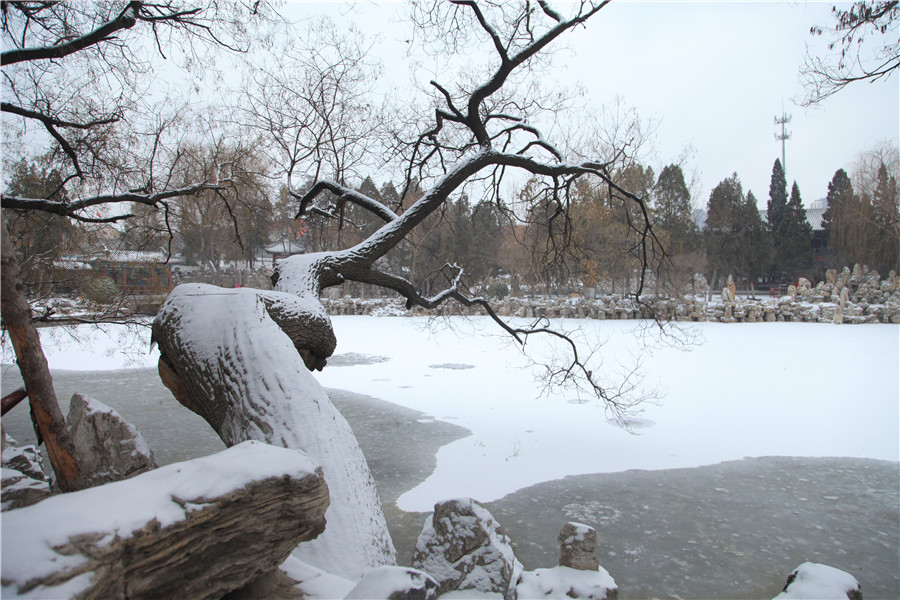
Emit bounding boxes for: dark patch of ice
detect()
[428,363,475,370]
[487,457,899,600]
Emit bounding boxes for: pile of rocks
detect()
[374,498,863,600]
[404,498,618,599]
[318,266,900,325]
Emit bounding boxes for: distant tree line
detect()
[5,141,898,301]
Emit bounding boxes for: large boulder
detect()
[774,562,862,600]
[1,441,329,600]
[66,392,158,487]
[412,498,522,599]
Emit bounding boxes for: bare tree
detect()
[1,1,268,489]
[154,1,666,449]
[801,1,899,105]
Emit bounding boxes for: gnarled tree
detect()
[153,0,665,575]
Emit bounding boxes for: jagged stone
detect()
[1,432,52,510]
[412,498,522,599]
[66,392,158,487]
[1,441,329,600]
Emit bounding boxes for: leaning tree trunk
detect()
[1,220,84,491]
[152,255,396,579]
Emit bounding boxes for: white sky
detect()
[284,1,899,209]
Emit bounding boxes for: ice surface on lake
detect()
[2,316,897,598]
[313,317,900,511]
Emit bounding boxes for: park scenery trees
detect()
[1,0,899,597]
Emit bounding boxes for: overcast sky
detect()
[288,1,898,210]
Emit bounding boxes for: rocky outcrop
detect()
[1,431,52,510]
[66,393,157,487]
[344,566,439,600]
[412,498,522,599]
[774,562,862,600]
[0,441,329,600]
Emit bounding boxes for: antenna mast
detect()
[774,107,792,173]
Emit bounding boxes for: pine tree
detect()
[773,182,814,280]
[766,159,789,277]
[871,163,900,272]
[766,159,788,233]
[822,168,856,264]
[654,164,698,254]
[704,174,745,288]
[740,191,773,287]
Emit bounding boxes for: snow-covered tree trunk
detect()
[152,279,396,579]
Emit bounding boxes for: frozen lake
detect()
[2,317,898,598]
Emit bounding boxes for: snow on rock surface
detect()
[0,440,327,600]
[277,556,356,599]
[152,283,395,578]
[516,565,618,600]
[558,522,600,571]
[1,432,51,510]
[344,566,439,600]
[66,392,157,487]
[412,498,523,599]
[774,562,862,600]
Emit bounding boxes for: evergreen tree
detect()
[766,159,789,277]
[653,164,698,254]
[773,183,814,280]
[871,163,900,272]
[821,168,856,264]
[704,174,745,287]
[766,159,788,233]
[740,191,773,287]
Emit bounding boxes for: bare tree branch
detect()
[1,2,142,66]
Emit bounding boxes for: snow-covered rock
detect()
[1,466,52,511]
[1,432,51,510]
[66,392,157,487]
[558,522,600,571]
[412,498,523,599]
[1,441,328,600]
[773,562,862,600]
[517,565,618,600]
[344,566,439,600]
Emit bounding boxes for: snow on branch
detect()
[1,2,142,66]
[1,182,219,221]
[295,179,399,223]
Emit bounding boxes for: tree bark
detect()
[0,441,329,600]
[152,282,395,579]
[0,220,82,491]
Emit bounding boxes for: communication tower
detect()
[774,109,792,173]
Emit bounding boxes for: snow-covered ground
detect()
[5,316,897,515]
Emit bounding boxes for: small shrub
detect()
[487,280,510,299]
[83,276,120,304]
